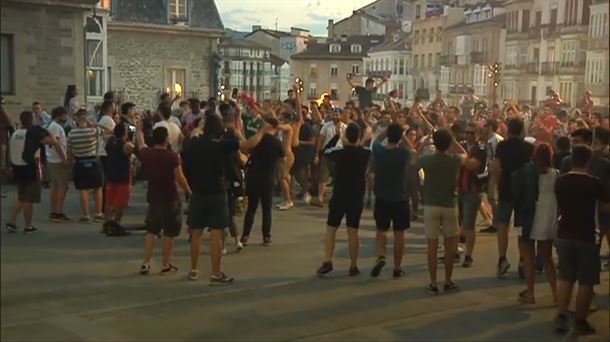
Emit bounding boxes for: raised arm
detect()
[239,124,271,152]
[346,75,357,88]
[135,116,148,150]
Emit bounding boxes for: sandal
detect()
[425,283,439,294]
[518,290,535,304]
[444,281,460,293]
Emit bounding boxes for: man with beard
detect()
[46,106,71,222]
[312,109,346,207]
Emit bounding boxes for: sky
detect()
[216,0,374,36]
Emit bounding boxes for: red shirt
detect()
[535,115,558,144]
[138,147,180,204]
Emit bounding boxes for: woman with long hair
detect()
[513,142,558,304]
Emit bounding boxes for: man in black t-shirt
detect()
[347,75,388,110]
[316,123,370,277]
[183,114,269,285]
[241,117,284,247]
[490,118,533,278]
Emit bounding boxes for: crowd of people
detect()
[0,77,609,334]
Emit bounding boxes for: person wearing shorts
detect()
[136,124,191,276]
[370,123,411,278]
[315,124,370,277]
[416,129,467,294]
[68,109,104,222]
[5,111,58,233]
[103,123,135,234]
[457,123,487,268]
[553,145,610,335]
[46,106,71,222]
[313,111,346,207]
[490,118,533,278]
[183,114,269,285]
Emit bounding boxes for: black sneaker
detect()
[160,264,178,275]
[57,213,72,222]
[370,257,386,277]
[573,320,596,335]
[462,255,473,268]
[480,225,497,233]
[316,261,333,276]
[393,268,405,278]
[553,314,569,334]
[443,281,460,293]
[139,264,150,275]
[24,227,38,234]
[263,236,272,246]
[426,283,439,294]
[210,272,234,286]
[5,223,18,233]
[49,213,62,223]
[348,266,360,277]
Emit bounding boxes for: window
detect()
[365,61,370,74]
[165,68,186,103]
[351,44,362,53]
[169,0,188,21]
[393,59,399,74]
[330,88,338,100]
[309,82,317,99]
[428,53,432,68]
[416,5,421,19]
[330,44,341,53]
[1,34,14,95]
[435,53,441,67]
[352,64,360,75]
[586,53,605,84]
[309,63,318,77]
[560,81,574,105]
[437,27,442,42]
[429,28,434,43]
[414,55,419,68]
[86,39,105,97]
[399,58,405,75]
[561,40,576,65]
[330,65,338,77]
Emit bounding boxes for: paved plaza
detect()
[1,185,609,341]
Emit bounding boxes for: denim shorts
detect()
[459,192,482,230]
[493,200,514,226]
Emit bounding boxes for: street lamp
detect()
[487,62,501,105]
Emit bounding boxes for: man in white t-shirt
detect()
[313,109,346,207]
[154,104,183,152]
[46,106,71,222]
[97,101,117,211]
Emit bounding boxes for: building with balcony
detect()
[290,35,384,106]
[411,0,464,101]
[218,36,272,102]
[439,3,506,105]
[1,0,100,115]
[107,0,224,110]
[585,0,609,106]
[364,33,413,107]
[503,0,593,107]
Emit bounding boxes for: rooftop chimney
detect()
[252,25,262,32]
[327,19,334,39]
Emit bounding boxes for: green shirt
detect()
[416,153,464,208]
[242,114,263,139]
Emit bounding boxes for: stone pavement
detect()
[1,185,608,341]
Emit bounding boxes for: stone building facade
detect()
[107,0,224,110]
[1,0,98,116]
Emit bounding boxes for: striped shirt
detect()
[68,127,101,158]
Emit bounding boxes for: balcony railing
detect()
[542,25,559,39]
[560,24,588,35]
[541,61,559,75]
[505,63,528,72]
[589,37,610,50]
[439,55,458,66]
[559,60,586,74]
[506,31,529,41]
[527,62,539,74]
[528,27,541,39]
[470,51,487,64]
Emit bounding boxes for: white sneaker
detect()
[457,246,465,254]
[303,192,312,205]
[222,248,228,255]
[236,241,244,252]
[278,201,294,211]
[188,269,199,281]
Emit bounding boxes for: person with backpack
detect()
[5,111,62,233]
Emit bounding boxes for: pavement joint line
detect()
[0,278,306,329]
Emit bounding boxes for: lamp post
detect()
[487,62,501,105]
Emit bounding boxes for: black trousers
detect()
[242,176,273,238]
